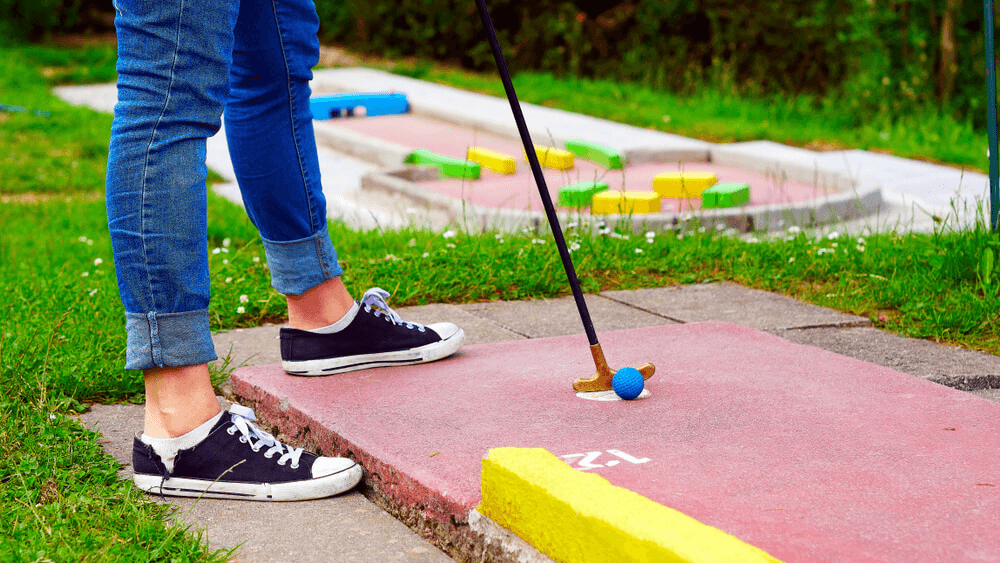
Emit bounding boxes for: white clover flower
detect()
[222,259,229,265]
[497,238,505,244]
[225,277,233,283]
[253,256,260,263]
[856,245,866,252]
[88,288,98,297]
[446,243,456,249]
[677,234,684,241]
[746,236,759,244]
[87,239,94,246]
[827,231,840,240]
[422,252,430,258]
[531,238,545,244]
[567,221,579,229]
[221,248,229,253]
[93,258,103,266]
[831,242,839,248]
[223,238,231,248]
[787,226,801,234]
[408,238,416,247]
[788,256,796,263]
[443,230,456,239]
[237,306,245,314]
[645,231,656,239]
[239,294,249,304]
[78,236,88,242]
[569,241,581,252]
[384,254,401,261]
[81,272,89,277]
[634,248,643,254]
[857,237,866,245]
[212,248,221,255]
[817,248,835,255]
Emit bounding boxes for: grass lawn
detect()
[2,42,998,561]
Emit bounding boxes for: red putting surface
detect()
[325,114,831,212]
[231,323,1000,562]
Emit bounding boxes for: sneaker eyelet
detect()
[239,436,248,443]
[419,327,426,332]
[290,463,300,469]
[264,451,274,459]
[277,459,286,466]
[227,427,236,435]
[251,446,261,453]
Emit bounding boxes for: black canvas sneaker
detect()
[280,287,465,376]
[133,405,363,501]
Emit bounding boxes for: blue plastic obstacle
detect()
[310,93,409,119]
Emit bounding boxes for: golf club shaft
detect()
[473,0,600,346]
[987,0,1000,233]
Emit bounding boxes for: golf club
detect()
[473,0,655,392]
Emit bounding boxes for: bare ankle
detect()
[143,364,222,438]
[286,277,354,330]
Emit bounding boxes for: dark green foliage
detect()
[315,0,996,129]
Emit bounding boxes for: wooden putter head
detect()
[573,343,655,392]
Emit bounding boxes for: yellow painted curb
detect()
[479,448,782,563]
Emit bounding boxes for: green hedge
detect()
[316,0,997,129]
[4,0,997,127]
[0,0,109,44]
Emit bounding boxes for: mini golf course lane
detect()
[324,114,833,212]
[230,323,1000,562]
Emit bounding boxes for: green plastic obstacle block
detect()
[565,140,624,170]
[558,181,610,208]
[405,149,481,180]
[702,182,750,208]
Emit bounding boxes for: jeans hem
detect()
[262,224,343,295]
[125,309,218,371]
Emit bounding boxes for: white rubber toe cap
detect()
[312,456,359,479]
[428,322,462,341]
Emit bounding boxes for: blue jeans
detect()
[107,0,342,371]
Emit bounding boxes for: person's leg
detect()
[108,0,362,501]
[107,0,240,437]
[223,0,464,376]
[224,0,350,325]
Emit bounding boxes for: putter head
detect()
[573,343,655,392]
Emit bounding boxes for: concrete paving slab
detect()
[772,326,1000,391]
[456,294,674,339]
[230,323,1000,562]
[602,282,870,330]
[77,403,453,563]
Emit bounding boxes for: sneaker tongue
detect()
[360,287,403,324]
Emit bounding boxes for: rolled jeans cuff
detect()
[262,224,343,295]
[125,309,217,371]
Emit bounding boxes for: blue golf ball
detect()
[612,367,644,400]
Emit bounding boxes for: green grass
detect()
[380,62,985,171]
[2,41,999,561]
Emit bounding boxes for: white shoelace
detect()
[360,287,425,332]
[227,404,304,468]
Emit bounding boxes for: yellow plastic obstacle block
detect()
[653,172,718,198]
[479,448,782,563]
[466,147,516,175]
[590,191,661,214]
[525,145,575,170]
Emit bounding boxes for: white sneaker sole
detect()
[133,462,363,502]
[282,327,465,376]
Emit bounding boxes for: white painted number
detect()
[560,450,651,471]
